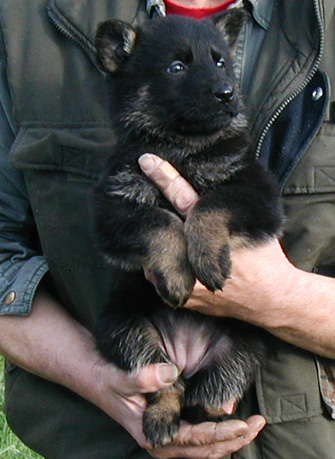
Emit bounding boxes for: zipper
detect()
[46,2,106,76]
[255,0,324,159]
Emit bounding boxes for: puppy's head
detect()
[96,11,247,143]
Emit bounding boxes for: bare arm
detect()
[139,153,335,359]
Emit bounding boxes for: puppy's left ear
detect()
[95,19,137,73]
[212,9,247,53]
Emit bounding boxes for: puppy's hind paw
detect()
[143,409,180,447]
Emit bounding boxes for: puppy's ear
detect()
[212,9,247,53]
[95,20,137,73]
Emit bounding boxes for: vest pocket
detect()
[284,122,335,195]
[282,122,335,272]
[10,126,116,177]
[256,341,323,424]
[9,127,119,327]
[9,126,116,265]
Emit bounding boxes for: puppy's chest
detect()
[105,141,246,207]
[180,155,243,193]
[163,144,246,193]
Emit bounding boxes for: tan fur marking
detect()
[187,209,257,251]
[145,221,185,272]
[186,209,231,252]
[143,220,195,307]
[145,385,183,445]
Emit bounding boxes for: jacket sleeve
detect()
[0,29,49,316]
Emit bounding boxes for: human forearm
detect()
[0,285,172,441]
[0,286,105,404]
[187,241,335,358]
[259,264,335,357]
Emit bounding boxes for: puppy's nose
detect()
[213,84,234,103]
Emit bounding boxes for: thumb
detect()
[125,363,179,395]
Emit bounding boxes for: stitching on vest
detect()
[314,166,335,187]
[280,394,307,416]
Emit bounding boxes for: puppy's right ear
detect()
[95,20,137,73]
[212,9,247,56]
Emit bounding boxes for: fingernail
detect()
[138,154,155,173]
[157,364,179,384]
[256,418,267,429]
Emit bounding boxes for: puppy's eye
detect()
[167,61,186,74]
[216,57,226,68]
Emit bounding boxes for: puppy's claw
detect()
[154,268,195,308]
[190,245,231,292]
[198,270,227,293]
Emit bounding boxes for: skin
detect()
[138,153,335,359]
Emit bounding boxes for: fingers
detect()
[147,416,266,459]
[138,154,199,216]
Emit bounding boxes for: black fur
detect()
[91,11,283,447]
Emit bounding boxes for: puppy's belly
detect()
[152,309,232,378]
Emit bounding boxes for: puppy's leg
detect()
[93,185,195,306]
[95,296,183,447]
[185,203,232,292]
[185,179,282,291]
[143,212,195,307]
[144,382,184,447]
[182,320,266,423]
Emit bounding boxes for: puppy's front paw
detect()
[185,209,232,291]
[188,243,231,292]
[146,225,195,307]
[152,265,195,308]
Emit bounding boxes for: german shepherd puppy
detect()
[91,11,282,447]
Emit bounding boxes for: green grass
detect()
[0,356,42,458]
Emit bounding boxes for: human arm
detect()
[139,153,335,359]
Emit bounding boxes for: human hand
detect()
[147,415,266,458]
[91,360,179,446]
[91,358,265,458]
[138,153,294,325]
[138,153,199,216]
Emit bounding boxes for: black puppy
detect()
[91,11,283,447]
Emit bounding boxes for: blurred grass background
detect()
[0,356,42,458]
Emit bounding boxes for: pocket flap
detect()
[10,127,116,178]
[256,342,323,424]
